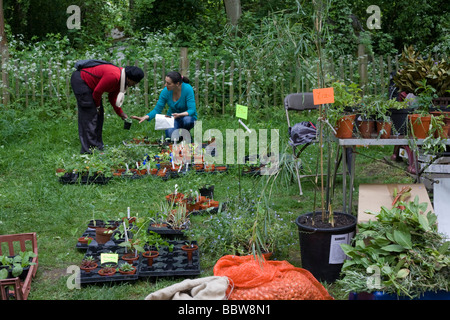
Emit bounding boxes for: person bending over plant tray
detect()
[71,61,144,154]
[132,71,197,142]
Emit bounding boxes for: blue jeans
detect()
[165,116,196,142]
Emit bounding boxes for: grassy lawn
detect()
[0,106,414,300]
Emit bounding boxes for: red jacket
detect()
[80,64,124,117]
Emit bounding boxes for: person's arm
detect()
[172,85,196,118]
[146,89,168,121]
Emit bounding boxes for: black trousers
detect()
[71,70,104,154]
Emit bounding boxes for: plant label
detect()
[236,104,248,120]
[101,253,118,265]
[313,87,334,105]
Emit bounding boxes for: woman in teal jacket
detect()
[132,71,197,141]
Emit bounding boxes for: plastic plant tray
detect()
[138,240,200,278]
[79,245,139,285]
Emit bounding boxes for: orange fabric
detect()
[213,255,333,300]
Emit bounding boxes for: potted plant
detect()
[98,264,116,276]
[139,228,169,266]
[356,95,378,138]
[80,255,98,273]
[408,79,436,139]
[181,241,199,265]
[167,203,190,230]
[339,197,450,300]
[78,235,93,245]
[327,81,361,138]
[118,262,137,275]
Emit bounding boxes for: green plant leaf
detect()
[381,244,405,252]
[393,226,412,249]
[418,214,430,231]
[397,268,410,278]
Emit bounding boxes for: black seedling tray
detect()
[138,240,200,278]
[76,227,126,250]
[79,245,139,285]
[147,224,187,238]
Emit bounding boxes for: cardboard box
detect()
[358,184,434,224]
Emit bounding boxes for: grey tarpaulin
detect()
[288,121,317,147]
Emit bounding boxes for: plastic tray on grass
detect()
[79,245,139,285]
[138,240,200,278]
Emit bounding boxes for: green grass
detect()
[0,105,414,300]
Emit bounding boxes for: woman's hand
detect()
[172,112,187,119]
[131,115,149,123]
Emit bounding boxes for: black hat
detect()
[125,66,144,83]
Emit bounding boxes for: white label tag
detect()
[329,232,354,264]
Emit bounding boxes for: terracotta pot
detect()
[122,252,139,264]
[335,114,356,139]
[95,227,113,244]
[215,166,227,172]
[80,262,98,273]
[78,236,93,244]
[376,121,392,139]
[150,168,158,175]
[98,267,116,276]
[357,120,375,138]
[181,244,198,263]
[408,114,431,139]
[435,124,450,139]
[166,193,185,203]
[143,251,159,266]
[118,265,136,275]
[151,222,168,228]
[121,217,136,224]
[204,164,215,172]
[208,200,220,208]
[194,163,204,171]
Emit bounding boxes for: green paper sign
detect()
[100,253,118,265]
[236,104,248,120]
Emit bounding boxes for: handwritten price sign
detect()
[313,87,334,105]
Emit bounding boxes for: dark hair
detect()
[166,71,190,84]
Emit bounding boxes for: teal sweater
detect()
[146,83,197,121]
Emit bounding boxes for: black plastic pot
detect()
[389,108,411,136]
[199,185,214,199]
[124,120,132,130]
[295,211,357,283]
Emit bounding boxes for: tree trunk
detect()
[224,0,241,26]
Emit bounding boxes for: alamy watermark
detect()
[67,5,81,30]
[366,5,381,30]
[170,121,280,176]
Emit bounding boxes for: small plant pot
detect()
[357,119,375,138]
[98,267,116,276]
[80,263,98,273]
[143,251,159,267]
[95,228,113,244]
[408,114,431,139]
[78,236,93,244]
[124,120,132,130]
[376,121,392,139]
[181,244,198,265]
[118,265,137,275]
[335,114,356,139]
[215,166,227,172]
[122,253,139,265]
